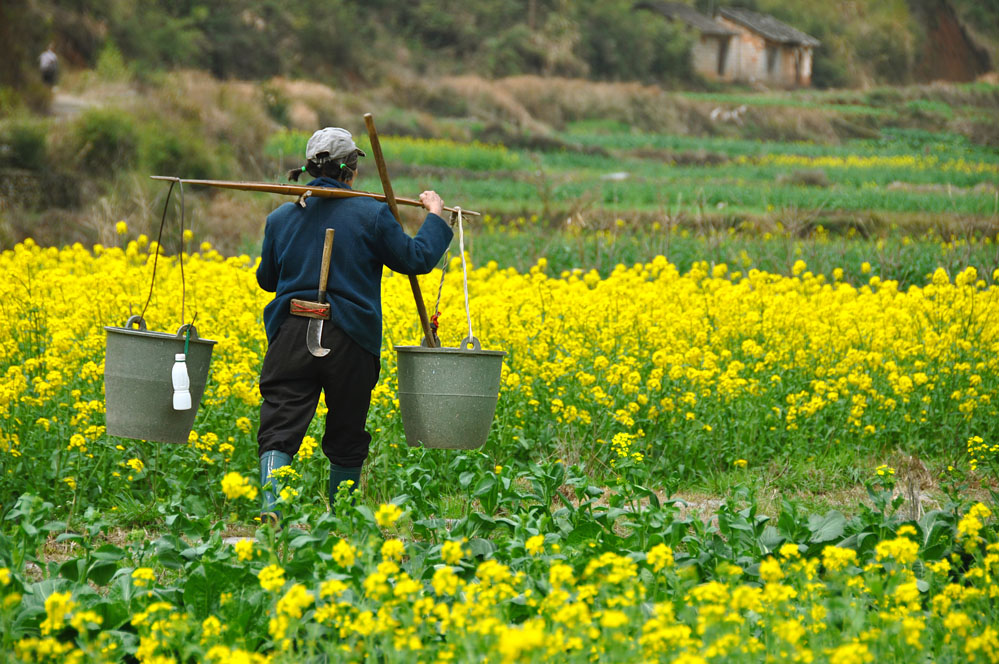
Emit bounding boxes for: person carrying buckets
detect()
[255,126,454,524]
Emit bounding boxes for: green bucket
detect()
[394,336,505,449]
[104,315,216,444]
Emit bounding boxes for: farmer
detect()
[255,127,453,523]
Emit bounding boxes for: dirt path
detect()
[50,90,98,118]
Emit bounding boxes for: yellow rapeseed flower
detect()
[759,557,784,583]
[332,539,356,567]
[525,535,545,556]
[233,539,254,562]
[381,539,405,561]
[647,543,673,572]
[40,591,77,635]
[131,567,156,587]
[220,472,258,501]
[375,503,403,528]
[875,537,920,565]
[276,583,313,619]
[201,615,222,643]
[258,564,286,592]
[440,539,465,565]
[822,546,858,572]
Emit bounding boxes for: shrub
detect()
[71,108,139,173]
[263,128,309,170]
[0,118,47,171]
[141,125,220,180]
[0,87,23,118]
[479,25,547,78]
[95,41,132,81]
[776,169,831,187]
[904,99,955,123]
[260,82,289,126]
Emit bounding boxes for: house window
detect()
[766,45,778,74]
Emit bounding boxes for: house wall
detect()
[779,48,796,86]
[691,35,736,81]
[787,46,812,87]
[799,47,813,86]
[777,46,813,86]
[717,16,767,83]
[715,16,813,87]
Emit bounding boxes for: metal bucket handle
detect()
[122,316,201,342]
[176,323,200,340]
[459,336,481,351]
[124,315,148,331]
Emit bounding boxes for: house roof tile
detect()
[717,7,820,46]
[634,1,739,36]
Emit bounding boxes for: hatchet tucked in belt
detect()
[290,228,335,357]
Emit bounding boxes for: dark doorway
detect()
[718,37,730,76]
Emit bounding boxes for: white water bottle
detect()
[172,353,192,411]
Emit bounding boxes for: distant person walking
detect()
[39,44,58,87]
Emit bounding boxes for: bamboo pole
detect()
[363,113,439,348]
[149,176,479,216]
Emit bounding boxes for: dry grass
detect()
[435,75,549,135]
[268,77,374,131]
[399,74,854,143]
[198,192,273,255]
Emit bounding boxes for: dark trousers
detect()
[257,316,380,467]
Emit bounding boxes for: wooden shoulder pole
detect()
[364,113,439,348]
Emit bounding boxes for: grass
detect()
[417,217,999,290]
[332,122,999,230]
[675,91,896,117]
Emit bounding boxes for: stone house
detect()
[635,2,820,87]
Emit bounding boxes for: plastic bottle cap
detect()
[175,353,186,361]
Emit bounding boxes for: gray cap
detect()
[305,127,366,164]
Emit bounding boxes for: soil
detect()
[915,0,992,83]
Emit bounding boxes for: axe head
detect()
[307,319,330,357]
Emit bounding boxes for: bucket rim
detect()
[394,344,506,357]
[104,326,218,345]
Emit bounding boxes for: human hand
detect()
[419,190,444,217]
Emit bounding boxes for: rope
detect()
[140,180,174,322]
[179,180,186,327]
[141,178,190,328]
[290,301,330,317]
[456,208,473,342]
[430,208,472,343]
[431,249,449,334]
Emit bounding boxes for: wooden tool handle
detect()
[364,113,439,348]
[318,228,334,301]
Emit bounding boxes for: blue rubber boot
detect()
[328,463,362,509]
[260,450,292,525]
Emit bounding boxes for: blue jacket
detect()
[256,177,453,357]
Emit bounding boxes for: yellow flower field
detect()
[1,236,999,663]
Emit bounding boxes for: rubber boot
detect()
[260,450,292,525]
[328,463,362,509]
